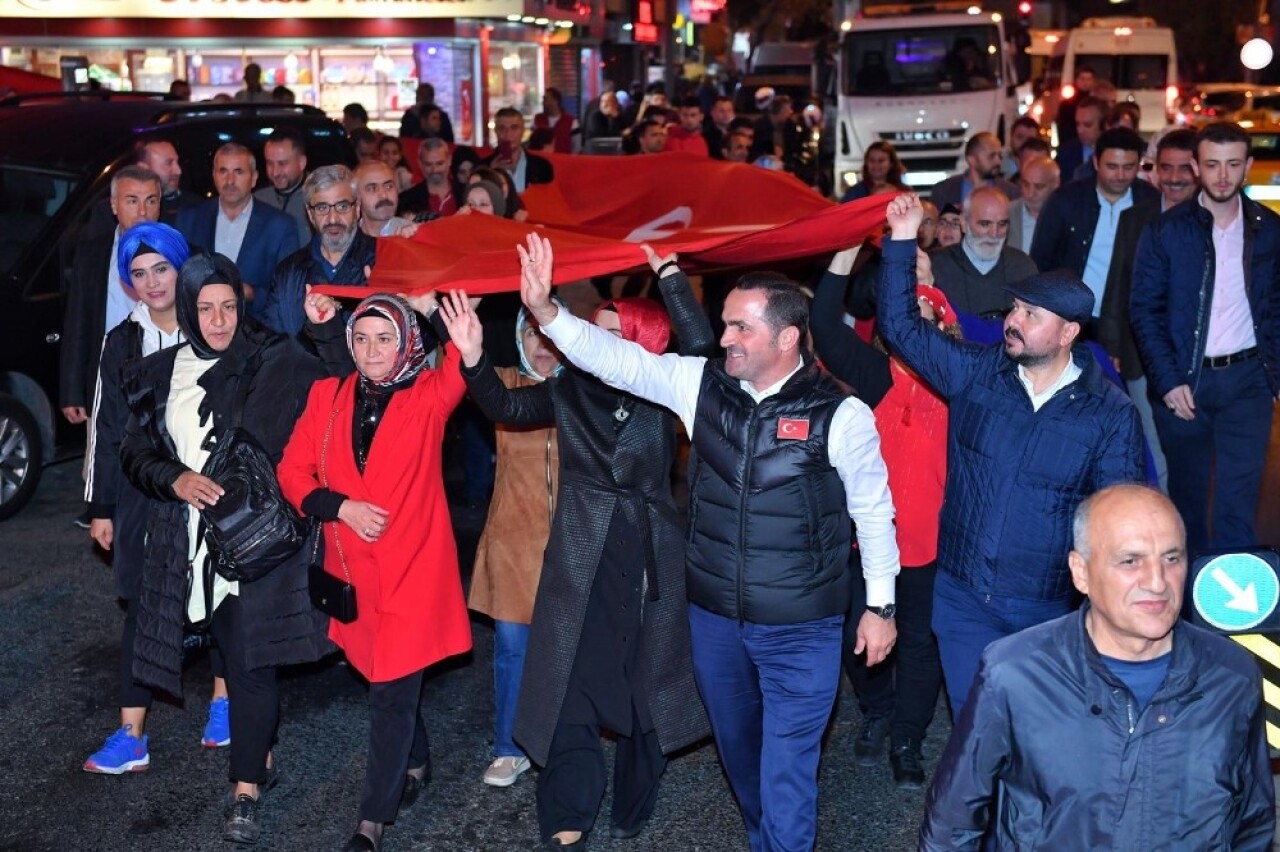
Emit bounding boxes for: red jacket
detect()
[874,357,948,568]
[278,346,471,682]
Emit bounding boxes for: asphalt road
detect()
[0,459,946,852]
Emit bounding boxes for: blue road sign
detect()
[1192,553,1280,632]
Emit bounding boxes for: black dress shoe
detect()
[400,773,426,809]
[341,831,378,852]
[609,822,645,840]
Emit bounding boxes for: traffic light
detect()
[1017,1,1032,20]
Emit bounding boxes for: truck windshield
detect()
[0,165,78,277]
[842,24,1002,96]
[1073,54,1168,90]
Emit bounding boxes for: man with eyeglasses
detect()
[262,164,377,335]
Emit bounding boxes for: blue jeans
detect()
[932,571,1073,718]
[493,620,530,758]
[688,604,843,852]
[1152,357,1274,552]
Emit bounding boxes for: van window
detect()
[1249,131,1280,160]
[843,24,1003,96]
[1073,53,1168,91]
[0,166,78,277]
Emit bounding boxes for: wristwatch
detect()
[866,604,897,620]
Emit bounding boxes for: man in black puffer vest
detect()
[520,235,900,852]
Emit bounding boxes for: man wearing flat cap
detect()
[876,193,1144,716]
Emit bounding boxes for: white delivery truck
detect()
[1038,17,1178,139]
[833,1,1020,194]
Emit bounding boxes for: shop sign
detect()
[633,0,658,43]
[689,0,723,24]
[2,0,524,19]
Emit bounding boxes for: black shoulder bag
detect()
[198,354,309,582]
[308,380,357,623]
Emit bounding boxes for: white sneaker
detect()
[483,756,531,787]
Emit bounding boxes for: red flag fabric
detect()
[321,153,889,296]
[0,65,62,96]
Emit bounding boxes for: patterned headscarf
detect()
[591,297,671,355]
[345,293,427,387]
[118,221,190,288]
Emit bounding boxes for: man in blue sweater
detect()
[878,192,1144,714]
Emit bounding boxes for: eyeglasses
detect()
[308,199,356,215]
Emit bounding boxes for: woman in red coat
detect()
[278,292,470,852]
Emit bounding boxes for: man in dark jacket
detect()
[261,164,376,336]
[1131,121,1280,552]
[929,132,1020,211]
[929,186,1038,318]
[1097,128,1198,491]
[878,192,1143,716]
[1030,127,1158,331]
[61,166,161,427]
[481,108,553,192]
[921,484,1274,852]
[524,236,900,852]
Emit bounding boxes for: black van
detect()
[0,95,354,519]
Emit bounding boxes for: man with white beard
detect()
[929,187,1038,319]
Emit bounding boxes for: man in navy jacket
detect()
[176,142,300,322]
[878,192,1143,715]
[1130,121,1280,552]
[921,485,1274,851]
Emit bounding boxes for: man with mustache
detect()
[1131,121,1280,553]
[1097,129,1198,492]
[354,160,418,239]
[928,187,1038,319]
[921,484,1274,851]
[1030,127,1158,334]
[877,192,1142,717]
[397,138,457,218]
[261,164,376,335]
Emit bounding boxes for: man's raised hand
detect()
[885,193,924,241]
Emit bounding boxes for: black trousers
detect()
[361,669,431,824]
[843,556,942,746]
[120,599,227,711]
[208,594,277,785]
[536,700,665,841]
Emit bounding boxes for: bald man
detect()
[1007,156,1059,253]
[922,484,1274,851]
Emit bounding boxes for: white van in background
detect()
[833,3,1020,195]
[1046,17,1177,137]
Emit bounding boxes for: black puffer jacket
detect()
[121,324,332,697]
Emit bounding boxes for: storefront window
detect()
[187,52,316,104]
[318,48,415,132]
[489,42,543,124]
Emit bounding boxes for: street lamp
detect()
[1242,37,1274,71]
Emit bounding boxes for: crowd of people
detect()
[61,67,1279,852]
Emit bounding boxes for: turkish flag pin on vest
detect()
[777,418,810,440]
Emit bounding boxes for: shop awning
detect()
[0,65,63,96]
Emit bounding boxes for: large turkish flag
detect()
[325,152,889,295]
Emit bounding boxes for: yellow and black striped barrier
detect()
[1229,634,1280,749]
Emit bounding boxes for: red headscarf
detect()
[591,297,671,355]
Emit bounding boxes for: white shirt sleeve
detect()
[828,396,900,606]
[541,306,707,436]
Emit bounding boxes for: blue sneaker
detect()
[83,725,149,774]
[202,696,231,748]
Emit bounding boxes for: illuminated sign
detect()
[1,0,524,18]
[633,0,658,43]
[689,0,723,24]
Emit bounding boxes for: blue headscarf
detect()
[117,221,190,288]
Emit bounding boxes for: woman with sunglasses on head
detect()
[120,253,331,847]
[277,289,471,852]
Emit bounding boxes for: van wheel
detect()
[0,394,43,521]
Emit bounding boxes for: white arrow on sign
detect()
[1210,566,1260,614]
